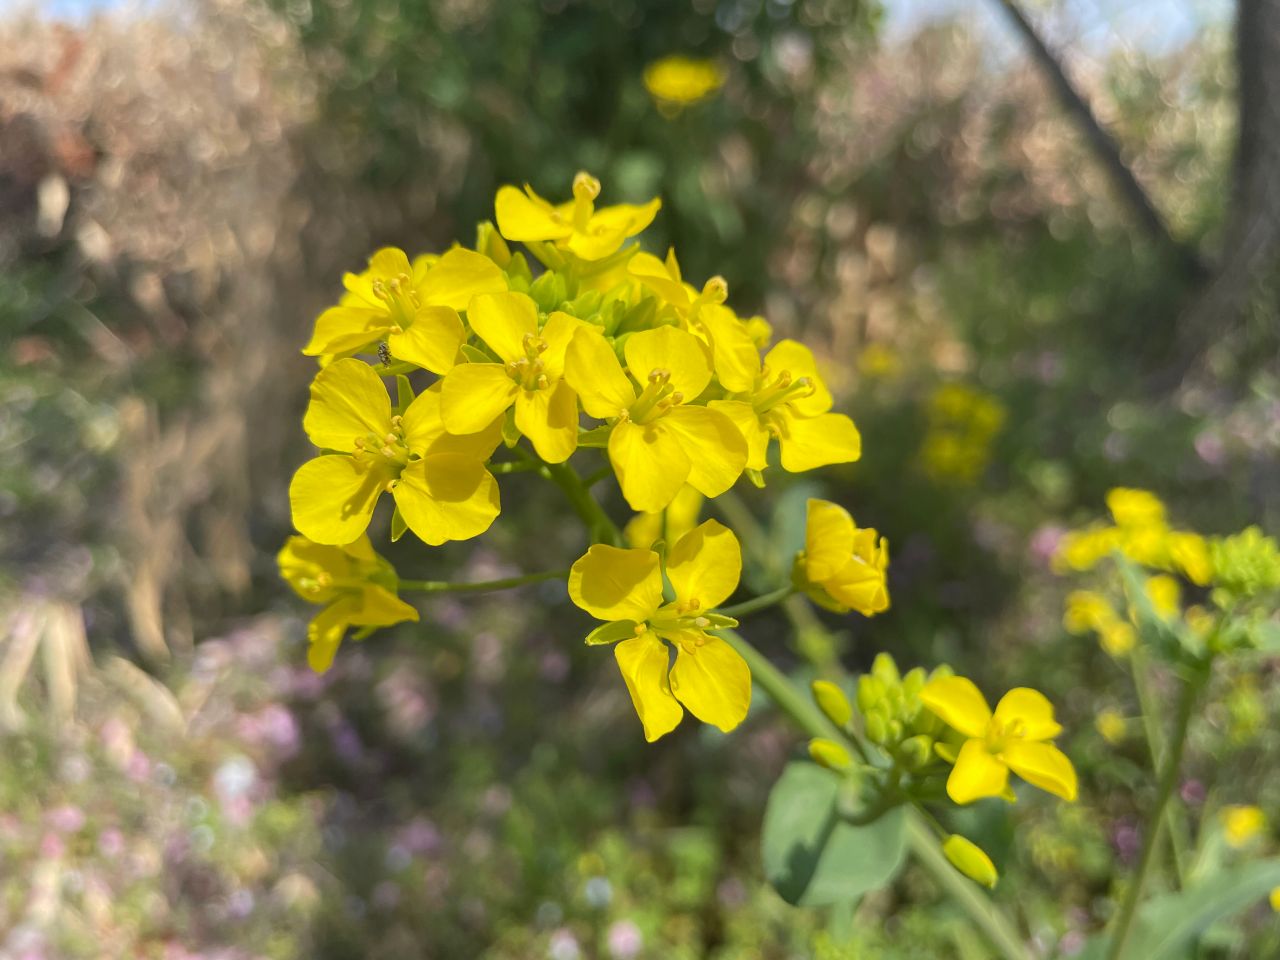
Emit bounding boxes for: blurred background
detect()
[2,0,1278,956]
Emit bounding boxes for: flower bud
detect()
[857,674,885,715]
[808,738,854,772]
[871,652,900,687]
[943,835,998,888]
[900,734,933,770]
[812,680,853,728]
[864,712,889,745]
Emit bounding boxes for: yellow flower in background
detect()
[1142,574,1181,619]
[643,55,725,113]
[440,292,585,463]
[1221,805,1267,848]
[709,339,862,473]
[568,519,750,741]
[857,342,903,381]
[1168,532,1213,586]
[796,498,889,616]
[289,359,503,546]
[564,325,747,512]
[942,835,999,888]
[495,171,661,262]
[1270,886,1280,913]
[624,484,704,549]
[1095,708,1126,744]
[278,535,419,673]
[1106,488,1166,528]
[1062,589,1135,657]
[918,383,1005,486]
[921,676,1077,805]
[302,246,506,368]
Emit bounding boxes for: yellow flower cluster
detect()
[794,498,890,616]
[918,382,1006,486]
[1063,573,1180,658]
[642,55,725,114]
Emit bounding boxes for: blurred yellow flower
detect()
[921,676,1077,805]
[278,535,418,672]
[1094,708,1126,744]
[568,520,750,741]
[918,383,1005,486]
[495,171,660,262]
[624,484,704,549]
[643,55,725,113]
[1221,805,1267,848]
[857,342,902,380]
[943,835,999,888]
[796,498,889,616]
[1062,590,1134,657]
[1270,886,1280,912]
[1142,574,1182,620]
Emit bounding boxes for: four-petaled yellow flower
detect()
[921,676,1078,805]
[568,519,751,741]
[710,340,862,473]
[643,55,725,113]
[278,534,418,673]
[495,171,661,262]
[290,359,503,546]
[440,292,585,463]
[565,325,747,512]
[302,246,506,369]
[796,498,889,616]
[1221,805,1267,848]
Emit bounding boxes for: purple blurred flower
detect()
[397,817,443,857]
[1180,779,1206,807]
[98,827,126,858]
[1111,819,1142,865]
[607,920,643,960]
[46,804,86,833]
[1029,524,1066,566]
[539,650,570,683]
[548,929,581,960]
[1194,431,1225,467]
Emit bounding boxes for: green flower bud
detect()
[943,835,998,888]
[865,712,889,745]
[857,674,886,715]
[809,738,854,771]
[812,680,853,728]
[871,652,901,687]
[900,734,933,770]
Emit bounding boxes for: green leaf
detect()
[1076,859,1280,960]
[761,761,907,907]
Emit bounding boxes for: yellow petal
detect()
[624,326,711,400]
[402,383,503,460]
[289,455,390,545]
[823,560,889,616]
[358,583,420,630]
[514,380,579,464]
[366,246,413,279]
[667,633,751,734]
[993,688,1063,742]
[568,543,664,623]
[609,419,691,513]
[440,363,519,434]
[947,739,1010,804]
[467,291,539,363]
[699,304,762,392]
[495,184,573,242]
[564,327,636,418]
[393,454,500,546]
[302,305,390,357]
[763,340,833,416]
[566,198,661,261]
[804,498,856,583]
[1001,740,1078,802]
[628,250,689,307]
[777,411,862,472]
[420,248,508,312]
[665,519,741,610]
[707,400,769,471]
[278,536,347,604]
[663,405,747,498]
[614,634,684,742]
[920,676,993,739]
[307,595,360,673]
[386,305,465,374]
[537,311,587,379]
[303,358,392,451]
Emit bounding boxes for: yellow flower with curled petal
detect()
[289,359,503,546]
[568,519,751,741]
[921,676,1078,805]
[624,484,704,549]
[710,340,862,474]
[564,325,747,512]
[1221,805,1267,848]
[796,498,889,616]
[495,172,661,262]
[302,247,506,369]
[440,292,585,463]
[643,55,725,113]
[278,534,419,673]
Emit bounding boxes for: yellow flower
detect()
[1270,886,1280,912]
[1143,574,1181,620]
[709,340,862,473]
[1100,622,1136,658]
[564,325,747,512]
[942,835,999,888]
[495,172,661,262]
[1062,590,1134,657]
[796,498,889,615]
[1054,526,1122,573]
[857,342,902,380]
[278,534,418,672]
[921,676,1078,805]
[1221,805,1267,848]
[1168,532,1213,585]
[642,55,725,112]
[302,246,506,368]
[289,359,503,546]
[624,485,704,549]
[568,519,751,741]
[1095,708,1126,744]
[440,292,585,463]
[1107,488,1166,528]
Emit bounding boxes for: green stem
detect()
[721,628,1032,960]
[398,569,568,593]
[718,586,795,620]
[1105,665,1207,960]
[545,461,621,546]
[1129,646,1190,885]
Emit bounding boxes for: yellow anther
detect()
[647,368,671,384]
[390,415,403,428]
[669,391,684,405]
[384,433,398,444]
[702,276,728,304]
[633,622,647,635]
[536,374,549,389]
[573,171,601,200]
[353,437,366,449]
[389,324,404,335]
[380,445,396,458]
[383,479,398,493]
